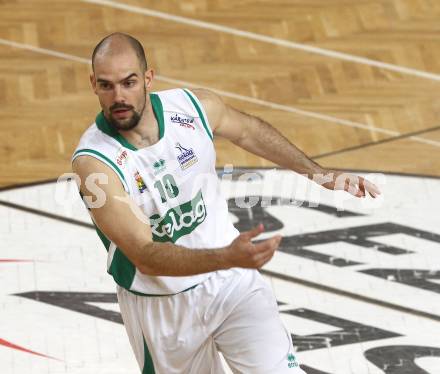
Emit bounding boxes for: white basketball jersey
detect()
[72,88,239,295]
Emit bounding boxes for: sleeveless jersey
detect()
[72,88,239,295]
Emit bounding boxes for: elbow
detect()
[231,133,246,148]
[135,242,159,276]
[232,126,251,148]
[137,264,157,276]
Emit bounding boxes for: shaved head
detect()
[92,32,147,72]
[90,32,153,132]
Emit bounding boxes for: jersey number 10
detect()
[153,174,180,203]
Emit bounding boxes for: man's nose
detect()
[113,85,125,103]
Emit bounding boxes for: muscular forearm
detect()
[135,223,282,277]
[138,242,230,276]
[236,115,323,179]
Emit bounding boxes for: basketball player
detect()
[72,33,380,374]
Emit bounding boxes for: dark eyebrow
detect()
[97,73,139,84]
[121,73,138,82]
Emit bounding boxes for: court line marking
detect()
[261,269,440,323]
[2,188,439,324]
[0,38,439,149]
[313,125,440,159]
[82,0,440,82]
[0,200,93,229]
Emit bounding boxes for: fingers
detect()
[364,179,381,197]
[354,182,365,198]
[255,247,276,267]
[345,175,381,199]
[252,236,281,267]
[230,230,282,269]
[343,176,359,197]
[357,177,366,197]
[253,235,282,254]
[332,172,381,199]
[241,223,265,240]
[354,177,381,198]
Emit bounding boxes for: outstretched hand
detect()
[319,170,381,198]
[224,224,281,269]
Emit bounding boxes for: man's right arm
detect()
[72,156,281,276]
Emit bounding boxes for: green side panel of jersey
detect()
[109,249,137,290]
[94,224,111,251]
[149,190,207,243]
[142,337,156,374]
[89,222,135,290]
[92,224,136,289]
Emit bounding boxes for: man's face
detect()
[91,51,151,131]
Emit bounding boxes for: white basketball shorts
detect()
[116,268,306,373]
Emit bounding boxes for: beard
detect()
[108,86,147,131]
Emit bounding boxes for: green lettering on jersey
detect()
[150,190,206,242]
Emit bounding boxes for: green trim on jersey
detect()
[72,148,129,191]
[95,93,165,150]
[95,112,137,151]
[94,224,111,251]
[150,93,165,139]
[142,337,156,373]
[183,89,214,141]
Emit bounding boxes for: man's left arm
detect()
[192,88,380,198]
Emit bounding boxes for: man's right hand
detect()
[223,224,282,269]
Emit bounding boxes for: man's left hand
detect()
[318,170,381,198]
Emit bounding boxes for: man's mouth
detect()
[112,108,132,118]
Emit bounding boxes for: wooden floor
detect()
[1,0,440,187]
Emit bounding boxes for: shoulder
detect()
[72,152,109,177]
[190,88,224,108]
[72,122,128,191]
[154,87,224,112]
[188,88,226,130]
[73,122,112,156]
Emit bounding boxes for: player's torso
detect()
[122,111,218,242]
[73,88,239,294]
[122,92,218,247]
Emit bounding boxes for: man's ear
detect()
[144,68,154,90]
[90,73,98,95]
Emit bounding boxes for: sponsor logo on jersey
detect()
[170,113,195,130]
[116,149,128,168]
[134,171,147,193]
[149,189,206,242]
[287,353,298,368]
[153,159,166,175]
[175,142,198,170]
